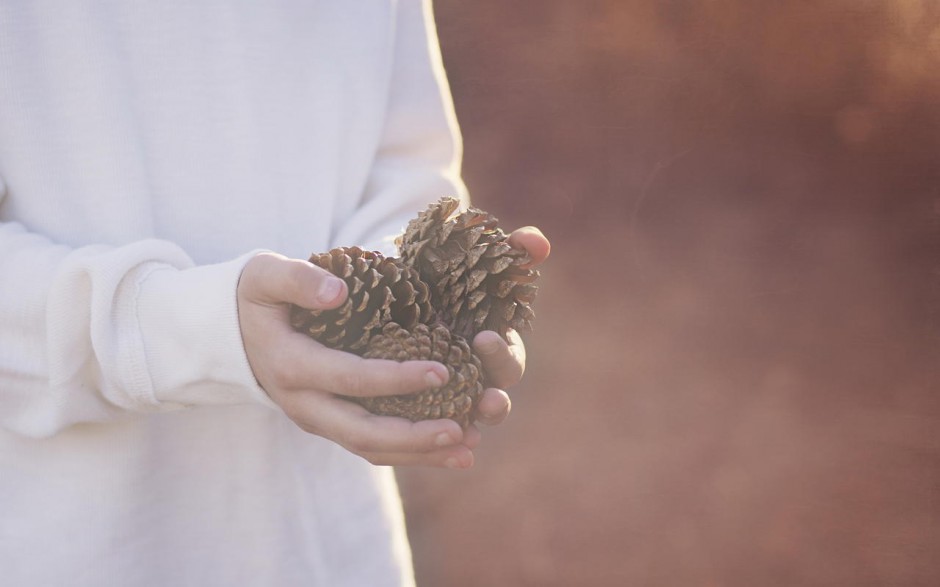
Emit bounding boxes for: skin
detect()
[238,226,550,469]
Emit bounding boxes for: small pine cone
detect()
[289,247,432,352]
[354,322,484,429]
[398,197,540,340]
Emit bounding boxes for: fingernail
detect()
[317,278,343,304]
[435,432,455,447]
[425,369,445,387]
[478,336,501,355]
[444,456,461,469]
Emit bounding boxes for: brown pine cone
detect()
[397,197,539,340]
[289,247,432,352]
[353,322,484,428]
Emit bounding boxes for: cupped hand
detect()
[471,225,551,427]
[237,252,476,468]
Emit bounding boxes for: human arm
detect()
[0,221,477,467]
[0,221,276,437]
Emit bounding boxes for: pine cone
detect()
[353,322,484,428]
[289,199,541,428]
[398,197,539,340]
[289,247,432,352]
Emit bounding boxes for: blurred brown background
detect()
[397,2,940,585]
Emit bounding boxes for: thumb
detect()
[239,252,347,310]
[508,226,550,267]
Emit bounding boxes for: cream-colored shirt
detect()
[0,1,466,584]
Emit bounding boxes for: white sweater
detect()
[0,1,466,585]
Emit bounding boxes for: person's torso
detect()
[0,0,397,263]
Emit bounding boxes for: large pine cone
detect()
[397,197,539,340]
[354,322,484,429]
[289,247,432,352]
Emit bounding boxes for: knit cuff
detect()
[132,252,278,410]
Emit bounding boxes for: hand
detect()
[472,226,551,427]
[237,252,475,468]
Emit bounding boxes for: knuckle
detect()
[342,429,370,453]
[404,433,426,454]
[271,363,300,389]
[337,368,367,397]
[495,352,525,388]
[285,261,311,294]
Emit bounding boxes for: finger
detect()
[241,252,347,310]
[474,329,525,389]
[474,388,512,426]
[359,445,475,469]
[462,423,483,449]
[283,392,466,454]
[508,226,550,267]
[271,333,450,397]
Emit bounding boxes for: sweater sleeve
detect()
[331,0,470,256]
[0,213,275,438]
[0,0,459,438]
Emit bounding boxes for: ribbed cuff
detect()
[132,252,278,410]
